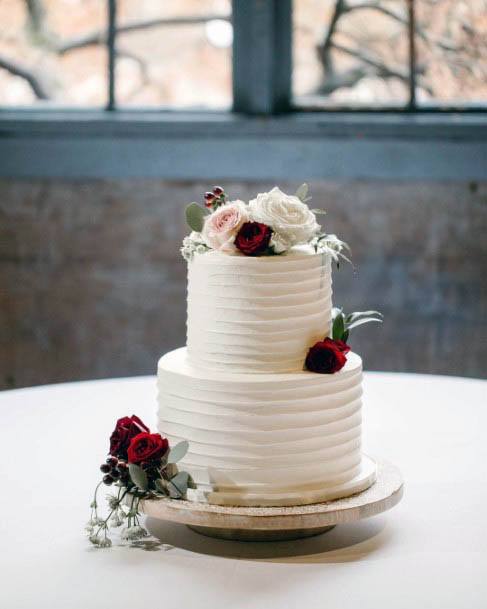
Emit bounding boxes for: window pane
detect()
[416,0,487,106]
[115,0,232,109]
[0,0,107,107]
[293,0,410,107]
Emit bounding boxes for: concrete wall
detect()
[1,179,486,389]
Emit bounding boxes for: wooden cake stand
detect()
[138,458,403,542]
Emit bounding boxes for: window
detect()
[0,0,232,109]
[0,0,485,180]
[293,0,487,110]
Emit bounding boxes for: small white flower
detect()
[181,232,210,261]
[98,537,112,548]
[106,495,120,510]
[109,513,124,528]
[121,525,149,541]
[89,534,100,545]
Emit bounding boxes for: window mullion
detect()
[232,0,292,115]
[106,0,117,111]
[407,0,417,110]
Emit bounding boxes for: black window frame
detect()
[0,0,485,180]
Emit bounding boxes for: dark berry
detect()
[103,474,114,485]
[111,468,121,479]
[204,191,215,201]
[100,463,111,474]
[106,456,118,467]
[117,461,128,471]
[213,186,224,196]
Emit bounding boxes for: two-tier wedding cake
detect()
[157,185,381,507]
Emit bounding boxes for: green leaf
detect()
[342,329,349,343]
[154,479,168,495]
[167,440,189,464]
[167,472,190,499]
[345,310,383,324]
[346,317,383,331]
[128,463,148,491]
[332,311,345,341]
[295,183,308,201]
[185,203,207,232]
[311,208,327,215]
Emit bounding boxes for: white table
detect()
[0,372,486,609]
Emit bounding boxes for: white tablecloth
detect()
[0,372,486,609]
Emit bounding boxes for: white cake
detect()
[157,245,376,506]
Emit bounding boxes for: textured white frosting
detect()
[187,246,332,373]
[157,347,375,507]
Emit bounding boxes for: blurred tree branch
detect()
[0,54,50,99]
[56,14,231,55]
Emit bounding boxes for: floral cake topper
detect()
[181,184,348,262]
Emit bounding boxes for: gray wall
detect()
[1,179,486,390]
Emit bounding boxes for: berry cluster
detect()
[204,185,226,210]
[100,456,129,486]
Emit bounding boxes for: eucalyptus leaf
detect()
[332,312,345,341]
[295,183,308,201]
[185,203,207,232]
[346,317,383,331]
[155,479,168,495]
[311,208,327,215]
[128,463,148,491]
[167,471,190,499]
[167,440,189,464]
[345,310,383,324]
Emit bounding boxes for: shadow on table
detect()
[145,515,391,563]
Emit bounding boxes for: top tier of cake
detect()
[186,246,332,374]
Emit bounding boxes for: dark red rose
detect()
[127,433,169,465]
[235,222,272,256]
[109,415,150,459]
[333,339,351,354]
[305,338,348,374]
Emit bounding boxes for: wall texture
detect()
[1,179,486,390]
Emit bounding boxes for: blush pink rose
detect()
[201,201,249,252]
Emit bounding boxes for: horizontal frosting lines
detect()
[158,385,363,415]
[158,366,362,397]
[187,287,331,309]
[160,425,361,458]
[191,250,331,273]
[184,452,361,486]
[160,398,362,432]
[188,298,331,324]
[179,437,361,470]
[157,409,362,444]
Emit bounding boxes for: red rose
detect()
[333,339,351,354]
[235,222,272,256]
[305,338,348,374]
[127,433,169,465]
[109,415,150,459]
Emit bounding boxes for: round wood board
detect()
[139,458,403,541]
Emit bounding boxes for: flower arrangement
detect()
[86,415,192,548]
[181,184,348,261]
[305,308,383,374]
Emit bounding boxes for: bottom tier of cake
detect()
[156,348,376,507]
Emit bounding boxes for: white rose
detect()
[201,200,249,252]
[249,187,320,247]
